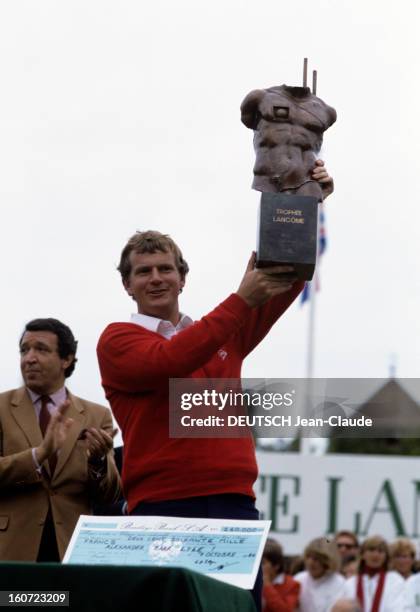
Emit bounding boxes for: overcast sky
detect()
[1,1,419,419]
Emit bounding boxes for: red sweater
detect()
[97,286,302,511]
[263,575,300,612]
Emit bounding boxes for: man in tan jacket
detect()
[0,318,120,562]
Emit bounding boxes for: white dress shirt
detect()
[130,312,193,339]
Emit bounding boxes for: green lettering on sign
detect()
[258,475,267,519]
[353,512,362,536]
[362,480,406,536]
[326,477,342,534]
[411,480,420,538]
[267,475,300,534]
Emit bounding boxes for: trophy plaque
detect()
[257,192,318,280]
[241,59,337,280]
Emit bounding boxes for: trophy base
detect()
[256,193,318,281]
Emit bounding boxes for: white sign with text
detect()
[256,451,420,554]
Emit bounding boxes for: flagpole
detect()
[300,272,317,455]
[306,270,317,381]
[300,203,322,455]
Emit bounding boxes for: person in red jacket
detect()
[97,231,302,611]
[262,539,300,612]
[96,173,331,609]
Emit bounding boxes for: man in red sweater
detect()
[96,232,303,609]
[97,235,303,503]
[96,166,331,608]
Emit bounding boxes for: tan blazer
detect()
[0,387,121,561]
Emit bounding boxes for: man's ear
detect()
[180,277,185,293]
[62,354,74,373]
[123,278,133,297]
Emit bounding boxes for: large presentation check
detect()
[63,515,271,589]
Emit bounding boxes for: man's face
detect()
[335,536,358,559]
[124,249,185,325]
[20,331,73,395]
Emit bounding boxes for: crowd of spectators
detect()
[262,531,420,611]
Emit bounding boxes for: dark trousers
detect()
[36,507,60,563]
[132,494,262,612]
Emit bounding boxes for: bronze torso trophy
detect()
[241,60,336,279]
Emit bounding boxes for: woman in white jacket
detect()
[295,537,346,612]
[343,535,405,612]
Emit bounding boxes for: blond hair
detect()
[118,230,189,282]
[304,537,340,574]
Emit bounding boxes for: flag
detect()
[318,202,327,256]
[301,202,327,305]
